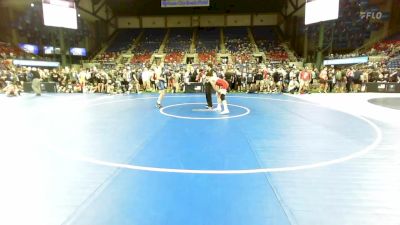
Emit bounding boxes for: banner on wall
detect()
[13,60,60,67]
[323,56,369,66]
[161,0,209,7]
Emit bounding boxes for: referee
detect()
[204,63,214,110]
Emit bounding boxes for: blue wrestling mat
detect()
[1,93,395,225]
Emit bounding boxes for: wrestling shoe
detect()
[156,103,162,109]
[214,106,222,111]
[220,110,230,115]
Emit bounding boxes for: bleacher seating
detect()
[197,28,219,53]
[133,29,165,54]
[164,29,192,63]
[252,27,288,61]
[196,28,219,63]
[106,29,141,53]
[387,55,400,69]
[224,27,254,63]
[130,29,165,63]
[165,28,192,53]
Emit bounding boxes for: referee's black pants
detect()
[205,82,213,107]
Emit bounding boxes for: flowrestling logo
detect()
[360,11,390,20]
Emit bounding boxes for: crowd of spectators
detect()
[164,52,186,64]
[325,52,367,60]
[0,42,24,59]
[2,54,398,97]
[0,42,44,61]
[324,33,400,77]
[131,53,152,64]
[2,25,399,97]
[368,37,400,70]
[198,51,217,64]
[256,40,289,61]
[369,41,400,57]
[315,64,399,94]
[94,52,121,63]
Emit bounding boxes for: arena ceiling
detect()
[106,0,285,16]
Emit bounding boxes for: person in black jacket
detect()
[204,63,215,110]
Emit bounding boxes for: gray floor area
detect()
[368,97,400,110]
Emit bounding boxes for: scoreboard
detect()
[305,0,339,25]
[42,0,78,29]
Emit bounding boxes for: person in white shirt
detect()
[141,66,152,92]
[153,63,162,82]
[78,69,87,93]
[172,70,181,93]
